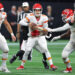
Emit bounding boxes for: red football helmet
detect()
[33,3,42,17]
[61,9,74,22]
[0,3,4,11]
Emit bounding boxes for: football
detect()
[29,22,37,30]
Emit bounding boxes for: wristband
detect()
[11,33,14,36]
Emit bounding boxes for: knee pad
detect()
[26,47,32,52]
[25,51,30,56]
[41,48,48,53]
[62,51,68,58]
[3,48,9,53]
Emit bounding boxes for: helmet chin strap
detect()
[35,14,41,17]
[33,9,42,17]
[62,14,74,23]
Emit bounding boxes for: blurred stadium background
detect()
[0,0,74,40]
[0,0,75,75]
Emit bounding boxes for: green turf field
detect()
[0,40,75,75]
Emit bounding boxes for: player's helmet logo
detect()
[61,9,74,22]
[33,3,42,17]
[0,3,4,12]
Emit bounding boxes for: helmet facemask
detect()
[33,8,42,17]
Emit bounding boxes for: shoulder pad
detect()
[30,13,34,16]
[2,12,7,18]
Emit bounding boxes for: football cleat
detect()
[63,67,72,73]
[42,59,49,69]
[10,55,17,64]
[16,65,24,70]
[0,66,10,73]
[50,64,58,71]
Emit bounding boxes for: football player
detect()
[0,3,16,72]
[16,3,57,71]
[47,9,75,73]
[10,2,49,69]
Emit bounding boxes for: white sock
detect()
[21,53,28,66]
[45,51,53,65]
[2,52,8,67]
[64,58,71,68]
[21,61,25,66]
[67,63,71,68]
[48,58,53,65]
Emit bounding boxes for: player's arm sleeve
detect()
[19,17,29,26]
[19,14,30,26]
[3,12,7,20]
[43,16,48,29]
[19,18,28,26]
[47,23,70,32]
[36,16,49,31]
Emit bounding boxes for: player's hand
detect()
[16,32,20,40]
[11,33,16,41]
[51,36,61,42]
[11,35,16,42]
[42,28,48,35]
[29,22,37,30]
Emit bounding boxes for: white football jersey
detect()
[19,13,48,36]
[70,22,75,41]
[66,15,75,41]
[0,12,7,28]
[25,13,48,36]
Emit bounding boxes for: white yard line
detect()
[7,42,68,46]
